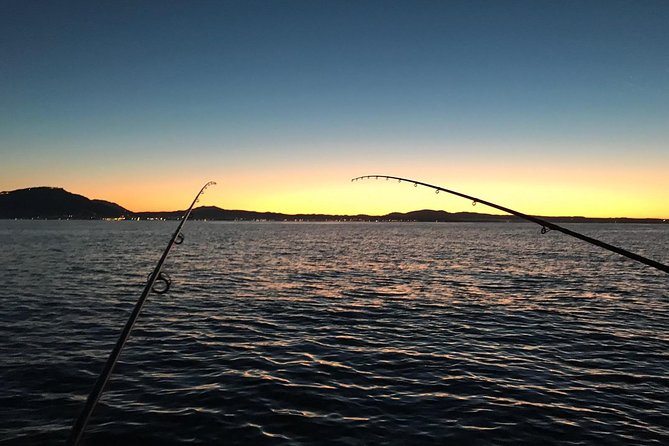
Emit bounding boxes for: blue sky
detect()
[1,1,667,216]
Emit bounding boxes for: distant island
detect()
[0,186,666,224]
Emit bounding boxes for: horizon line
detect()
[2,186,668,221]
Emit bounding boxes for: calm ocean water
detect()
[0,220,667,445]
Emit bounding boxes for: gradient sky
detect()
[1,0,668,217]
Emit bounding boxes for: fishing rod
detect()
[66,181,216,446]
[352,175,669,275]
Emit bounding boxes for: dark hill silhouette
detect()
[0,187,130,219]
[384,209,515,222]
[1,187,665,223]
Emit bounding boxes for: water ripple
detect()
[0,221,667,445]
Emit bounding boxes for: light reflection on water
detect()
[0,220,667,445]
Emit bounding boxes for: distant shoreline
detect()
[1,187,667,223]
[2,216,667,224]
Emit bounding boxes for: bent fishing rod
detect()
[66,181,216,446]
[352,175,669,275]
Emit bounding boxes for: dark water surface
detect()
[1,221,667,445]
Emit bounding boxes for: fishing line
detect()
[66,181,216,446]
[352,175,669,275]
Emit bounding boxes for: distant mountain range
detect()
[0,186,665,223]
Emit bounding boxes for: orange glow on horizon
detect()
[2,153,667,219]
[87,171,669,220]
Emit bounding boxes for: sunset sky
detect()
[2,1,668,218]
